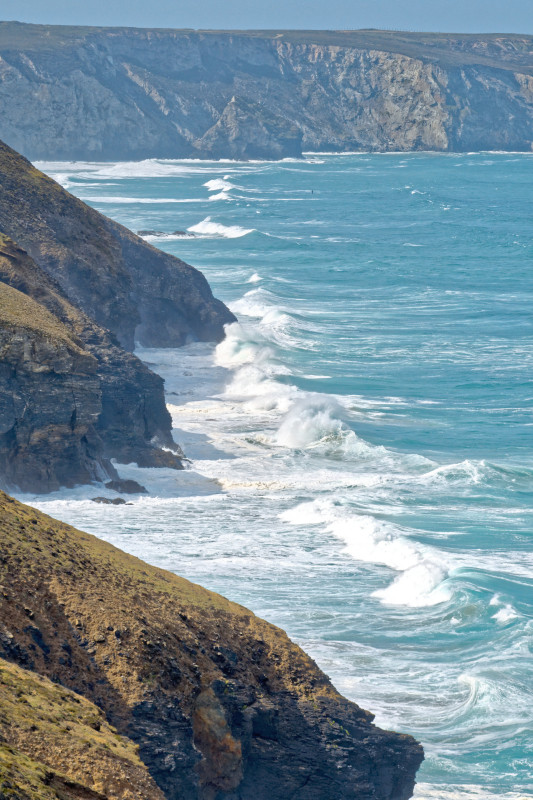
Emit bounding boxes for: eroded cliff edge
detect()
[0,491,424,799]
[0,139,235,492]
[0,24,532,160]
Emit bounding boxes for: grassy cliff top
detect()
[0,492,422,797]
[0,21,532,72]
[0,657,164,800]
[0,259,84,352]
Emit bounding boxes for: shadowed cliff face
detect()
[0,235,183,492]
[0,140,235,350]
[0,492,424,799]
[0,278,109,492]
[0,136,236,492]
[0,25,532,159]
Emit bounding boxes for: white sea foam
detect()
[281,499,452,607]
[229,288,278,318]
[247,272,262,283]
[187,216,254,238]
[273,398,388,460]
[492,604,519,623]
[204,178,237,191]
[208,191,232,201]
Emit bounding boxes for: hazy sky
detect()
[1,0,532,34]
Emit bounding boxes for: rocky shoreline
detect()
[0,133,424,796]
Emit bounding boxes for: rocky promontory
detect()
[0,24,532,160]
[0,139,235,492]
[0,491,424,799]
[0,140,235,350]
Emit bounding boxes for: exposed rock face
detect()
[0,234,182,491]
[0,491,424,799]
[0,139,235,350]
[194,95,303,159]
[0,136,236,492]
[0,279,109,492]
[0,24,532,159]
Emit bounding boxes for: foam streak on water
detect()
[27,154,533,800]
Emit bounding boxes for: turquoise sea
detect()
[28,153,533,799]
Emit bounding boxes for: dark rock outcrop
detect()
[0,139,235,350]
[0,137,236,492]
[0,491,424,799]
[0,279,109,492]
[0,234,182,491]
[0,24,532,159]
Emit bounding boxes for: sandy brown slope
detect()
[0,491,423,799]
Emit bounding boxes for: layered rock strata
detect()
[0,491,424,799]
[0,278,108,492]
[0,24,532,160]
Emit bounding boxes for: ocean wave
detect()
[280,499,452,608]
[140,232,195,242]
[274,397,388,460]
[187,216,254,238]
[79,196,203,204]
[208,191,232,201]
[418,459,533,489]
[228,288,282,318]
[204,178,237,191]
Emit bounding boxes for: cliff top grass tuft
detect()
[0,658,164,799]
[0,272,84,352]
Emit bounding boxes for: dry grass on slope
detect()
[0,658,164,800]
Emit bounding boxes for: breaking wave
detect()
[187,216,254,238]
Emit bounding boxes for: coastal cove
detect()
[21,152,533,800]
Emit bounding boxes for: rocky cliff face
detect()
[0,24,532,160]
[0,491,424,799]
[0,140,235,350]
[0,233,184,491]
[0,136,235,492]
[0,278,110,492]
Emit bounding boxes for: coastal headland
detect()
[0,24,532,159]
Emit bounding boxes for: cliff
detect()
[0,276,109,492]
[0,139,235,350]
[0,491,423,799]
[0,234,185,491]
[0,24,532,159]
[0,138,235,492]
